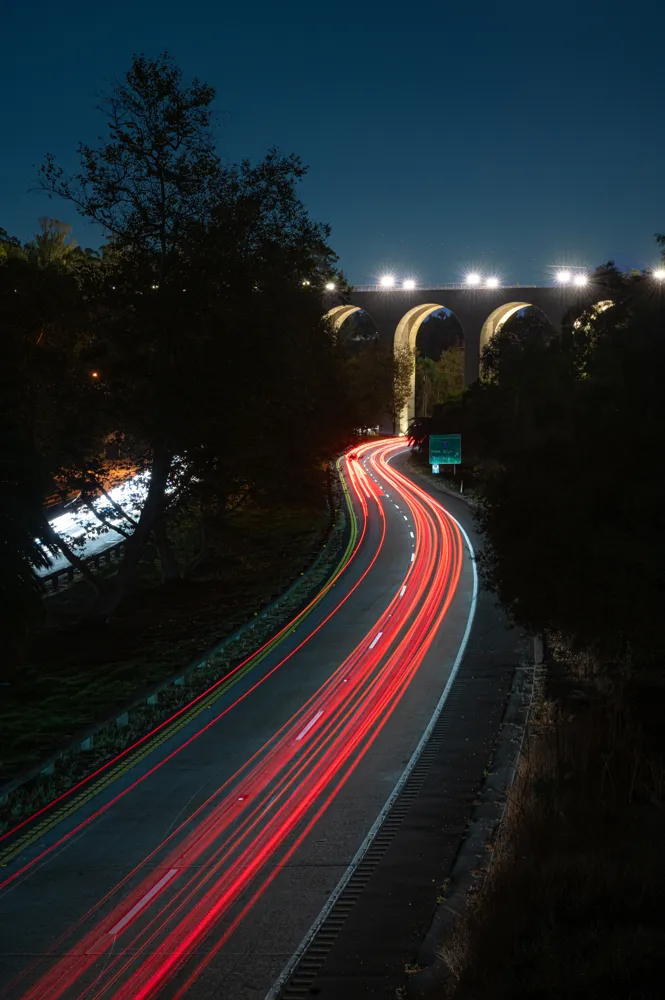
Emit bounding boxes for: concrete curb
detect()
[406,644,539,997]
[0,471,350,811]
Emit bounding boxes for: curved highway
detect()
[0,439,476,1000]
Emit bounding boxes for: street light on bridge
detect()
[653,268,665,281]
[402,279,416,290]
[379,274,396,288]
[485,276,500,288]
[465,272,482,286]
[554,267,587,286]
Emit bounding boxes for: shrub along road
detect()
[0,501,331,784]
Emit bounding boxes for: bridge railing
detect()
[351,283,539,292]
[40,539,127,595]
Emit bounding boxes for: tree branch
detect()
[39,518,101,595]
[82,499,132,540]
[89,476,138,528]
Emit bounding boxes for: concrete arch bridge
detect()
[327,284,603,433]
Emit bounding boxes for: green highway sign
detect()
[429,433,462,466]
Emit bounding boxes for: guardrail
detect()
[40,539,126,594]
[1,470,348,807]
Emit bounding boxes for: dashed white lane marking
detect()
[399,585,407,597]
[108,868,179,937]
[409,531,414,538]
[411,553,415,562]
[403,514,408,521]
[369,631,383,650]
[295,710,324,742]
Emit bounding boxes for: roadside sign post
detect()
[431,463,440,474]
[429,433,462,468]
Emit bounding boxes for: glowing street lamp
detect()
[402,279,416,290]
[653,268,665,281]
[465,272,481,286]
[379,274,396,288]
[555,269,572,284]
[325,281,336,291]
[485,276,500,288]
[573,274,588,286]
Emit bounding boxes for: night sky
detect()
[2,0,663,286]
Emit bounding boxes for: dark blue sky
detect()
[2,0,663,285]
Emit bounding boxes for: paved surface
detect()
[0,441,504,1000]
[277,453,523,998]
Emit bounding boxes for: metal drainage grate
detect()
[278,684,467,998]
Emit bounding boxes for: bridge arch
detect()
[325,305,380,346]
[326,304,363,332]
[480,301,536,352]
[394,303,465,433]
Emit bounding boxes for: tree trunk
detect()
[90,445,173,620]
[153,519,181,582]
[185,507,208,576]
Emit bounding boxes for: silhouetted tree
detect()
[476,262,665,666]
[39,53,348,616]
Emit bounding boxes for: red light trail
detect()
[2,440,468,1000]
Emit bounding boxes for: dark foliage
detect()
[1,52,387,645]
[472,266,665,666]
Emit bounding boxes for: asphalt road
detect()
[0,439,477,1000]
